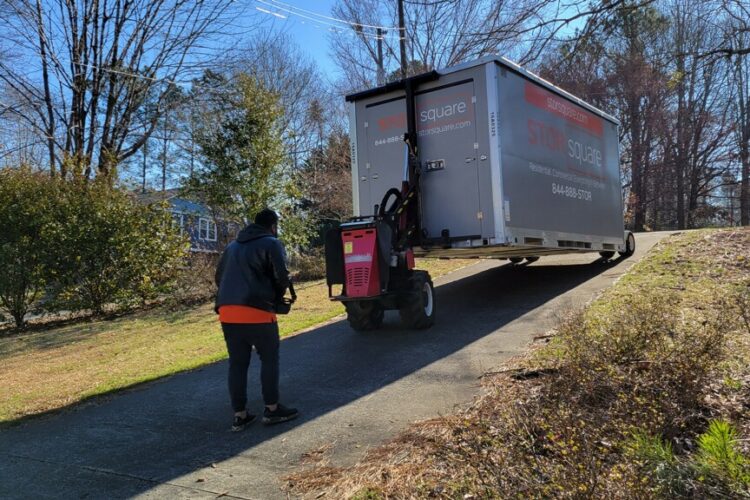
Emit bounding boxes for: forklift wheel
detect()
[345,300,384,331]
[509,257,523,264]
[399,271,435,329]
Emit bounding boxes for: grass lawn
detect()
[0,258,474,425]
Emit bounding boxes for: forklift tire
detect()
[525,256,540,263]
[509,257,523,264]
[399,271,435,329]
[345,301,384,331]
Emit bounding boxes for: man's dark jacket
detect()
[215,224,290,313]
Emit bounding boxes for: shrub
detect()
[695,420,750,492]
[288,247,326,282]
[47,179,189,314]
[0,167,57,328]
[556,290,730,434]
[627,431,689,497]
[171,252,220,304]
[0,167,189,326]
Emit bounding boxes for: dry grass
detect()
[286,228,750,499]
[0,258,473,424]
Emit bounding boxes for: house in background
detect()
[138,189,240,253]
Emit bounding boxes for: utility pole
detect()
[376,28,385,85]
[398,0,407,79]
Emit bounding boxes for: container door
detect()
[417,81,481,240]
[362,98,407,216]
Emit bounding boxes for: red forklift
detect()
[325,73,439,331]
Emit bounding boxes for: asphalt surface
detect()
[0,232,672,499]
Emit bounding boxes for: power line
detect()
[74,61,183,86]
[298,19,401,42]
[259,0,400,31]
[253,0,403,41]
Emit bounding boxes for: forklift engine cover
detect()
[342,227,381,298]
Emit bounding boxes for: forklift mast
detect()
[325,71,440,331]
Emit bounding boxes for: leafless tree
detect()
[722,2,750,224]
[665,0,735,228]
[302,127,352,222]
[330,0,544,91]
[541,0,741,230]
[329,0,671,94]
[0,0,252,179]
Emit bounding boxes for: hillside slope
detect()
[288,229,750,499]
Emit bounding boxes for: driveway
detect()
[0,232,672,499]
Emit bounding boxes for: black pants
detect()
[221,322,280,412]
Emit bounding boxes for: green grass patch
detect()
[0,258,473,424]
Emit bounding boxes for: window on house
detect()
[199,217,217,241]
[171,212,184,235]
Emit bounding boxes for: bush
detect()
[171,253,220,304]
[627,431,689,497]
[0,167,58,328]
[288,247,326,282]
[556,290,730,435]
[0,168,189,327]
[628,420,750,498]
[47,179,189,314]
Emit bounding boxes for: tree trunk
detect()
[741,140,750,226]
[11,310,26,330]
[630,100,645,231]
[35,0,56,177]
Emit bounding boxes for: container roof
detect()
[345,55,620,126]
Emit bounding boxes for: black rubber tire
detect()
[399,271,435,329]
[619,231,636,258]
[599,251,615,260]
[509,257,524,264]
[525,256,540,263]
[344,301,384,331]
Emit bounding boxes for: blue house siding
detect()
[168,198,223,253]
[138,191,239,253]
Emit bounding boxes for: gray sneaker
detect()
[231,413,257,432]
[262,404,298,425]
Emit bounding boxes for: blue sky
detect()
[250,0,342,78]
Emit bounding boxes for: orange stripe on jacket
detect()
[219,305,277,324]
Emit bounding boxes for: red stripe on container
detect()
[524,83,603,137]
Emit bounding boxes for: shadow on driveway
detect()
[0,257,617,498]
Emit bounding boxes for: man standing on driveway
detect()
[215,208,299,432]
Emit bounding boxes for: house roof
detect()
[169,197,212,217]
[135,189,212,217]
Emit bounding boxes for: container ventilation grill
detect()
[557,240,592,249]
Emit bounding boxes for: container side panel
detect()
[497,70,623,239]
[417,81,482,239]
[361,98,407,215]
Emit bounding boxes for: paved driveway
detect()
[0,232,672,499]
